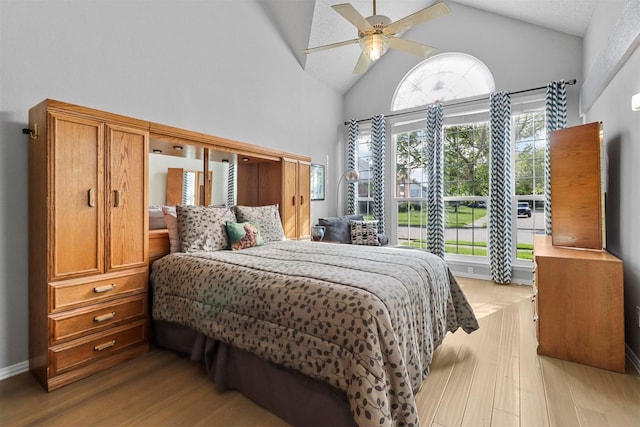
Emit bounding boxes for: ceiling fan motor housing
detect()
[359,15,392,37]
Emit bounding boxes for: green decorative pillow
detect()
[226,221,264,250]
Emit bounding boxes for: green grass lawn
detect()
[397,206,487,228]
[401,239,534,260]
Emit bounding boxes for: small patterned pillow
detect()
[226,221,264,250]
[177,205,237,252]
[162,206,180,253]
[234,205,285,243]
[350,220,380,246]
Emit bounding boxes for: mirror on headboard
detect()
[148,137,237,206]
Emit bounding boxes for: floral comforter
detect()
[152,240,478,426]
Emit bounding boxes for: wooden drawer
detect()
[49,269,147,312]
[49,295,147,344]
[49,320,147,377]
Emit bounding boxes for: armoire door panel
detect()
[550,122,603,249]
[106,125,148,271]
[297,161,311,239]
[50,114,104,280]
[282,158,298,239]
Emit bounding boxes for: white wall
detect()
[345,2,583,124]
[343,1,583,281]
[582,1,640,365]
[0,0,342,371]
[582,0,626,74]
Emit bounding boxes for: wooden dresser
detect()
[533,235,624,372]
[28,100,150,391]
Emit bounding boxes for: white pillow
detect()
[162,206,180,253]
[149,205,167,230]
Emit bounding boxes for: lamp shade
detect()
[343,168,359,183]
[632,93,640,111]
[360,34,390,61]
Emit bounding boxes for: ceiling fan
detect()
[303,0,451,74]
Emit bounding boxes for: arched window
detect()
[391,52,495,111]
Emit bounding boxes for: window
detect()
[354,128,374,218]
[394,121,490,254]
[443,122,490,256]
[392,52,495,111]
[392,53,494,255]
[390,52,546,275]
[513,111,547,260]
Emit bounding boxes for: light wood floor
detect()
[1,278,639,426]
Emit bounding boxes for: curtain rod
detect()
[344,78,577,125]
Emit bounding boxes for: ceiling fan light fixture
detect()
[360,33,390,61]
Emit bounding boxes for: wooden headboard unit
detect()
[149,229,170,267]
[146,112,312,266]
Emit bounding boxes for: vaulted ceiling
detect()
[261,0,596,94]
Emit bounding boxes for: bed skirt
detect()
[153,320,356,427]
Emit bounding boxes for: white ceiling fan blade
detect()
[388,37,438,58]
[352,52,371,74]
[385,2,450,35]
[332,3,374,33]
[303,38,360,54]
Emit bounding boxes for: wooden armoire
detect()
[28,100,150,391]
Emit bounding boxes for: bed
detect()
[150,209,479,427]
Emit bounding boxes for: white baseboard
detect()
[0,360,29,381]
[626,344,640,376]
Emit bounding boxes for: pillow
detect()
[234,205,285,243]
[318,214,364,243]
[226,221,264,250]
[149,206,167,230]
[176,205,237,252]
[350,220,380,246]
[162,206,180,253]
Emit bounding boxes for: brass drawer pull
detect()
[93,284,116,293]
[94,340,116,352]
[93,312,116,323]
[88,188,96,207]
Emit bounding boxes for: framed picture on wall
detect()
[310,163,325,201]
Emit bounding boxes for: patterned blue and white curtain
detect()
[226,162,238,207]
[489,92,512,284]
[371,115,386,235]
[347,119,358,215]
[544,80,567,234]
[426,104,445,258]
[226,160,236,207]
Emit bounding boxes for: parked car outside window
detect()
[517,202,532,217]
